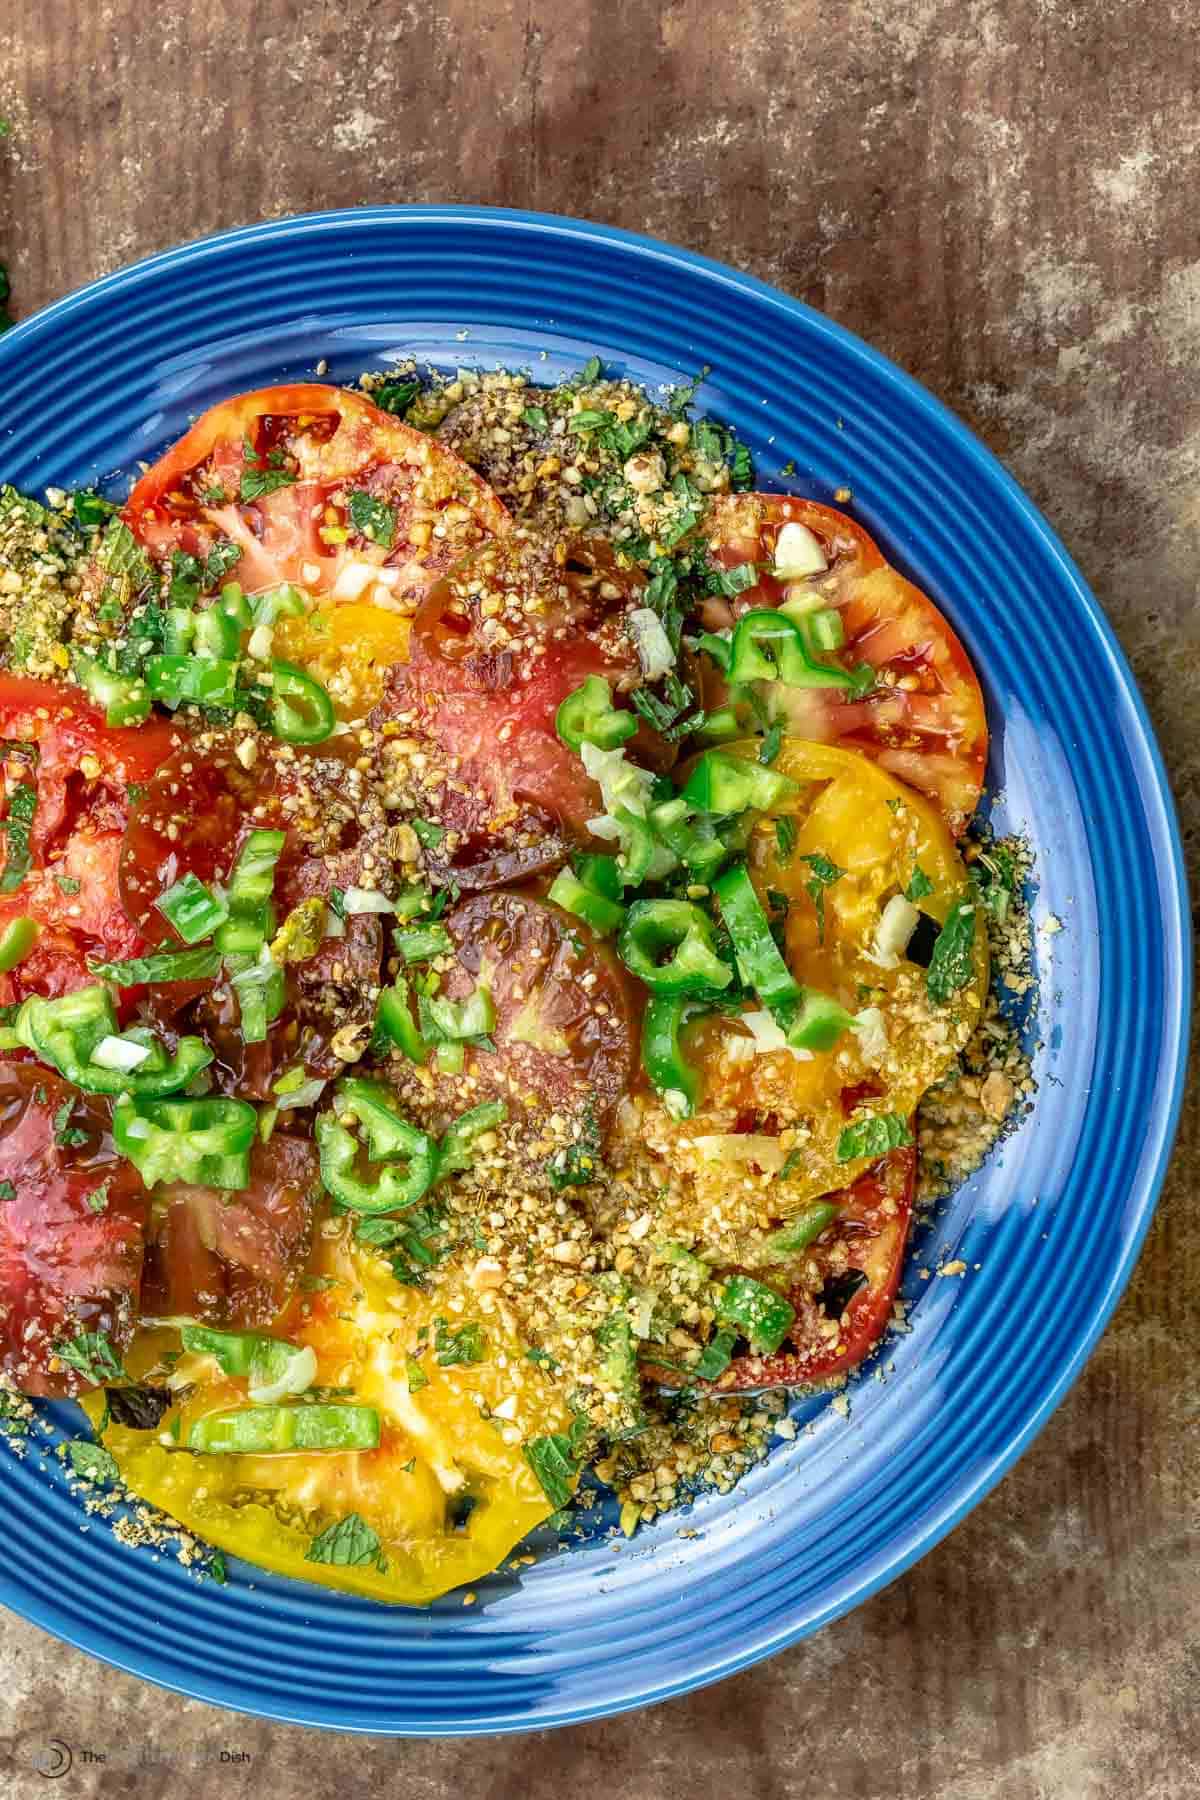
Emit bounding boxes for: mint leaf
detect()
[836,1113,913,1162]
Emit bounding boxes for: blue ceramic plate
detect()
[0,208,1189,1734]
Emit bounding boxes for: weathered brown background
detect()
[1,1,1197,1795]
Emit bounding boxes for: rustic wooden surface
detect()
[1,2,1197,1795]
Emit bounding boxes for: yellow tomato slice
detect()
[82,1225,565,1604]
[614,739,987,1262]
[273,600,411,718]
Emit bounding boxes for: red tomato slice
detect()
[119,735,379,937]
[123,384,510,605]
[704,495,987,834]
[140,1132,320,1329]
[709,1146,916,1391]
[376,534,648,880]
[0,1064,147,1395]
[0,828,145,1010]
[0,674,178,863]
[0,678,177,1002]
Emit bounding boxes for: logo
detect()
[30,1739,73,1779]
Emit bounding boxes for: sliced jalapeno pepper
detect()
[374,979,430,1065]
[268,661,336,744]
[547,868,626,936]
[187,1403,380,1455]
[15,987,214,1097]
[682,750,800,815]
[727,608,874,697]
[555,675,637,752]
[113,1093,258,1189]
[315,1112,439,1216]
[438,1100,508,1176]
[144,654,240,711]
[618,899,733,997]
[713,862,801,1012]
[640,993,705,1116]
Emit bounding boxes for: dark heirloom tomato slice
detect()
[391,891,638,1132]
[703,495,987,834]
[0,1065,147,1396]
[375,532,648,879]
[140,1132,319,1329]
[708,1145,916,1392]
[122,383,509,605]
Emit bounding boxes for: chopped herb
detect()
[52,1099,88,1147]
[662,471,703,546]
[53,1332,126,1385]
[71,490,118,531]
[54,873,81,896]
[346,490,396,549]
[328,884,346,920]
[548,1105,602,1189]
[759,722,783,765]
[0,780,37,893]
[305,1512,387,1571]
[411,817,445,850]
[525,1346,561,1372]
[704,559,758,598]
[836,1113,913,1162]
[374,376,420,415]
[522,405,549,431]
[905,866,934,903]
[66,1440,120,1484]
[524,1432,578,1508]
[204,539,242,586]
[0,1181,13,1200]
[209,1550,228,1585]
[629,670,702,741]
[240,466,296,502]
[84,1183,109,1214]
[434,1320,486,1366]
[198,484,228,505]
[974,847,1018,922]
[406,1359,429,1392]
[730,441,754,490]
[299,1273,337,1294]
[926,898,978,1003]
[774,817,797,864]
[641,557,684,652]
[694,1325,737,1381]
[779,1147,804,1181]
[578,355,602,383]
[797,851,845,945]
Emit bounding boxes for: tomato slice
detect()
[0,673,178,864]
[139,1131,319,1328]
[388,890,638,1134]
[375,533,648,880]
[0,1064,147,1395]
[122,384,509,605]
[0,677,177,1001]
[708,1146,915,1391]
[703,495,987,834]
[615,738,986,1258]
[119,735,383,937]
[84,1230,562,1604]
